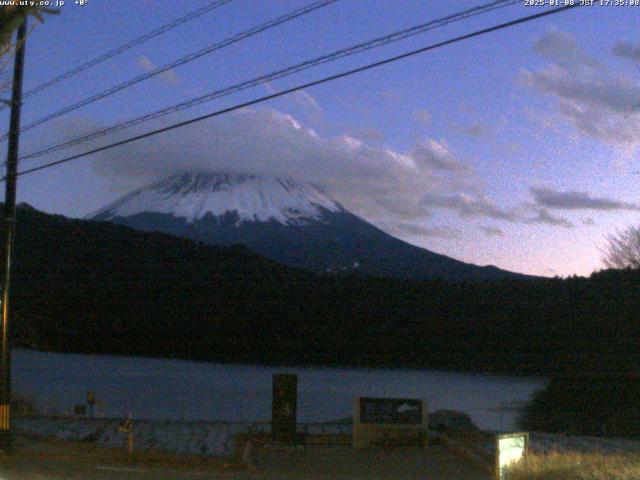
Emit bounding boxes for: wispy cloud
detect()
[525,208,574,228]
[380,89,402,102]
[451,122,490,138]
[480,226,505,237]
[343,126,385,143]
[292,90,323,119]
[137,56,178,86]
[419,188,589,228]
[411,140,470,173]
[414,109,431,126]
[531,187,640,211]
[520,28,640,148]
[612,40,640,61]
[422,192,517,222]
[386,222,461,239]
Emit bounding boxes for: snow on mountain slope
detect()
[91,172,342,225]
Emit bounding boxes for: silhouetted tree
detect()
[0,6,58,90]
[602,226,640,269]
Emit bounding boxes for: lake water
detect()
[12,349,545,431]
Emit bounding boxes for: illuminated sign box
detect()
[353,397,428,449]
[495,432,528,479]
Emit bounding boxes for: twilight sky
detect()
[1,1,639,277]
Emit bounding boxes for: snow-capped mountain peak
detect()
[91,172,342,225]
[90,171,530,281]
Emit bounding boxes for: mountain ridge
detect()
[91,171,533,281]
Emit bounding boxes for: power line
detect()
[19,0,518,163]
[0,0,234,103]
[0,0,338,140]
[8,4,581,181]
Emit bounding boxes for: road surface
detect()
[0,437,490,479]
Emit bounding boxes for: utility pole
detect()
[0,16,27,453]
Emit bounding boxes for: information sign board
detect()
[353,397,428,449]
[360,397,423,425]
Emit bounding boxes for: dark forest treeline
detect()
[7,205,639,379]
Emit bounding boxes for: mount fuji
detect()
[90,172,528,281]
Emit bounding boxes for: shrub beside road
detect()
[505,452,640,480]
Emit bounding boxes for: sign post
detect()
[271,374,297,443]
[87,390,96,419]
[118,413,134,455]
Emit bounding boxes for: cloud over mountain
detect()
[521,28,640,148]
[86,107,489,239]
